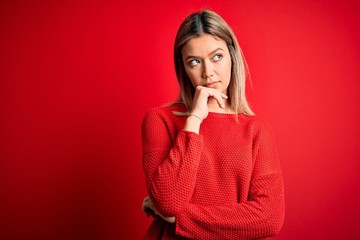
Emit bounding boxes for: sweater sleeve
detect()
[175,120,285,239]
[142,109,204,217]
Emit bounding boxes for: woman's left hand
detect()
[142,196,176,223]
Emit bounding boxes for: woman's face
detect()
[181,34,232,94]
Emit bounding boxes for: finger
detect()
[142,198,152,212]
[208,90,225,108]
[214,91,227,108]
[143,204,156,218]
[143,199,157,213]
[142,196,149,206]
[142,196,151,204]
[141,201,148,212]
[221,93,228,99]
[144,207,158,219]
[142,204,150,216]
[211,89,227,100]
[197,85,227,98]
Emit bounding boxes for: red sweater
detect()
[142,103,285,239]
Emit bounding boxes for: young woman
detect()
[141,9,285,239]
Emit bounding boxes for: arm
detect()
[142,87,227,218]
[142,109,204,217]
[175,121,285,239]
[176,174,284,239]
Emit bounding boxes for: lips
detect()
[205,81,220,88]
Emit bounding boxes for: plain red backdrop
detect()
[1,0,359,239]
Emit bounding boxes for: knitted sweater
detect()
[142,103,285,239]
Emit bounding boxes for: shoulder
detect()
[143,102,186,120]
[142,102,187,128]
[238,114,275,138]
[239,114,272,128]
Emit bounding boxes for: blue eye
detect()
[213,54,222,61]
[189,59,200,66]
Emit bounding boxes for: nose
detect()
[202,60,214,79]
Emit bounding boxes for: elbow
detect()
[254,192,285,237]
[153,200,180,217]
[266,181,285,236]
[267,213,285,237]
[265,202,285,236]
[148,188,185,217]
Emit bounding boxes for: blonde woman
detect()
[141,9,285,239]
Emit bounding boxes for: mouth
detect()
[205,81,220,88]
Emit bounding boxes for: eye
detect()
[189,59,200,66]
[213,54,222,61]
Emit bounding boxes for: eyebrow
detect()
[184,47,224,60]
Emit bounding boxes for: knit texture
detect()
[142,103,285,239]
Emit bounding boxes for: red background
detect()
[1,0,360,239]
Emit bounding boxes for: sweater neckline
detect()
[209,111,236,115]
[207,111,244,118]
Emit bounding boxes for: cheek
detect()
[185,68,201,85]
[219,60,232,80]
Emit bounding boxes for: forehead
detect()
[181,34,228,56]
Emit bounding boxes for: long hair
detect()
[174,9,254,115]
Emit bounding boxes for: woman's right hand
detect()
[142,196,176,223]
[191,86,228,120]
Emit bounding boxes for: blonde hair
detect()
[174,9,254,115]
